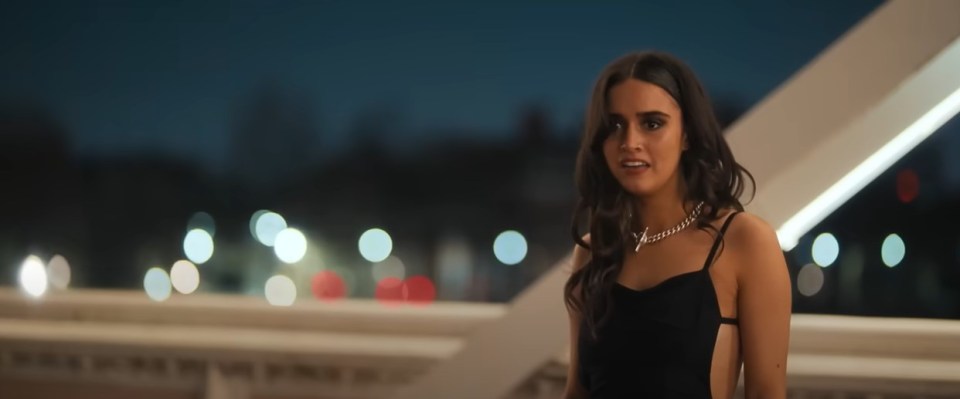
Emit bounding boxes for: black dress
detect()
[577,212,740,398]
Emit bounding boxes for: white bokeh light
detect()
[255,212,288,247]
[797,263,825,297]
[882,234,906,267]
[811,233,840,267]
[183,228,214,264]
[170,260,200,294]
[372,255,406,282]
[359,228,393,263]
[19,255,48,298]
[494,230,528,265]
[265,275,297,306]
[46,254,71,290]
[274,228,308,264]
[144,267,172,302]
[249,210,269,239]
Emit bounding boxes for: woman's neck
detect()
[631,180,695,233]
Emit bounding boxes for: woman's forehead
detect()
[607,79,680,115]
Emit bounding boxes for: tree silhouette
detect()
[516,104,552,146]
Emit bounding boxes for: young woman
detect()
[563,51,791,399]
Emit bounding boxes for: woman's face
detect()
[602,78,686,199]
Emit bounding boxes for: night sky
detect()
[0,0,881,171]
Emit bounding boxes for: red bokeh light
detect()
[311,270,346,301]
[374,275,436,307]
[896,169,919,204]
[404,275,436,306]
[375,277,405,306]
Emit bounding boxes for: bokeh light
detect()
[311,270,346,301]
[274,228,308,264]
[19,255,48,298]
[170,260,200,294]
[187,211,216,236]
[359,228,393,263]
[437,236,473,300]
[374,277,405,305]
[144,267,172,302]
[183,228,214,264]
[372,275,436,306]
[797,263,825,297]
[882,234,906,267]
[811,233,840,267]
[372,255,406,282]
[254,211,288,247]
[249,210,269,239]
[404,275,436,306]
[896,169,920,204]
[494,230,528,265]
[46,254,71,290]
[264,275,297,306]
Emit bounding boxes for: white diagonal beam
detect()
[388,257,572,399]
[727,0,960,249]
[390,1,960,398]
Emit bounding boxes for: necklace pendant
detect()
[633,227,649,253]
[628,201,704,253]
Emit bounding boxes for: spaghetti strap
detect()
[720,317,739,325]
[702,211,740,270]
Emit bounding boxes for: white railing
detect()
[1,288,960,398]
[0,288,501,398]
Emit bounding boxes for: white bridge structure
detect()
[1,288,959,399]
[3,0,960,398]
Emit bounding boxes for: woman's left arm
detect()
[732,213,792,399]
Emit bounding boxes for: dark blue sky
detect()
[0,0,881,170]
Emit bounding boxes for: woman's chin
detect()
[620,181,660,198]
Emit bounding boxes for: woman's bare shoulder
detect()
[721,211,788,282]
[723,211,779,250]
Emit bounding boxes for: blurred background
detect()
[1,1,959,398]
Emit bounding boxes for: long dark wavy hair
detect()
[565,51,756,339]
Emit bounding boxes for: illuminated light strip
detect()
[777,85,960,250]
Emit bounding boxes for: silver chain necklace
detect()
[631,201,705,253]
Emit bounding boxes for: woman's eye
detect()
[643,120,662,130]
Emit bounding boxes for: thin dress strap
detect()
[702,211,740,271]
